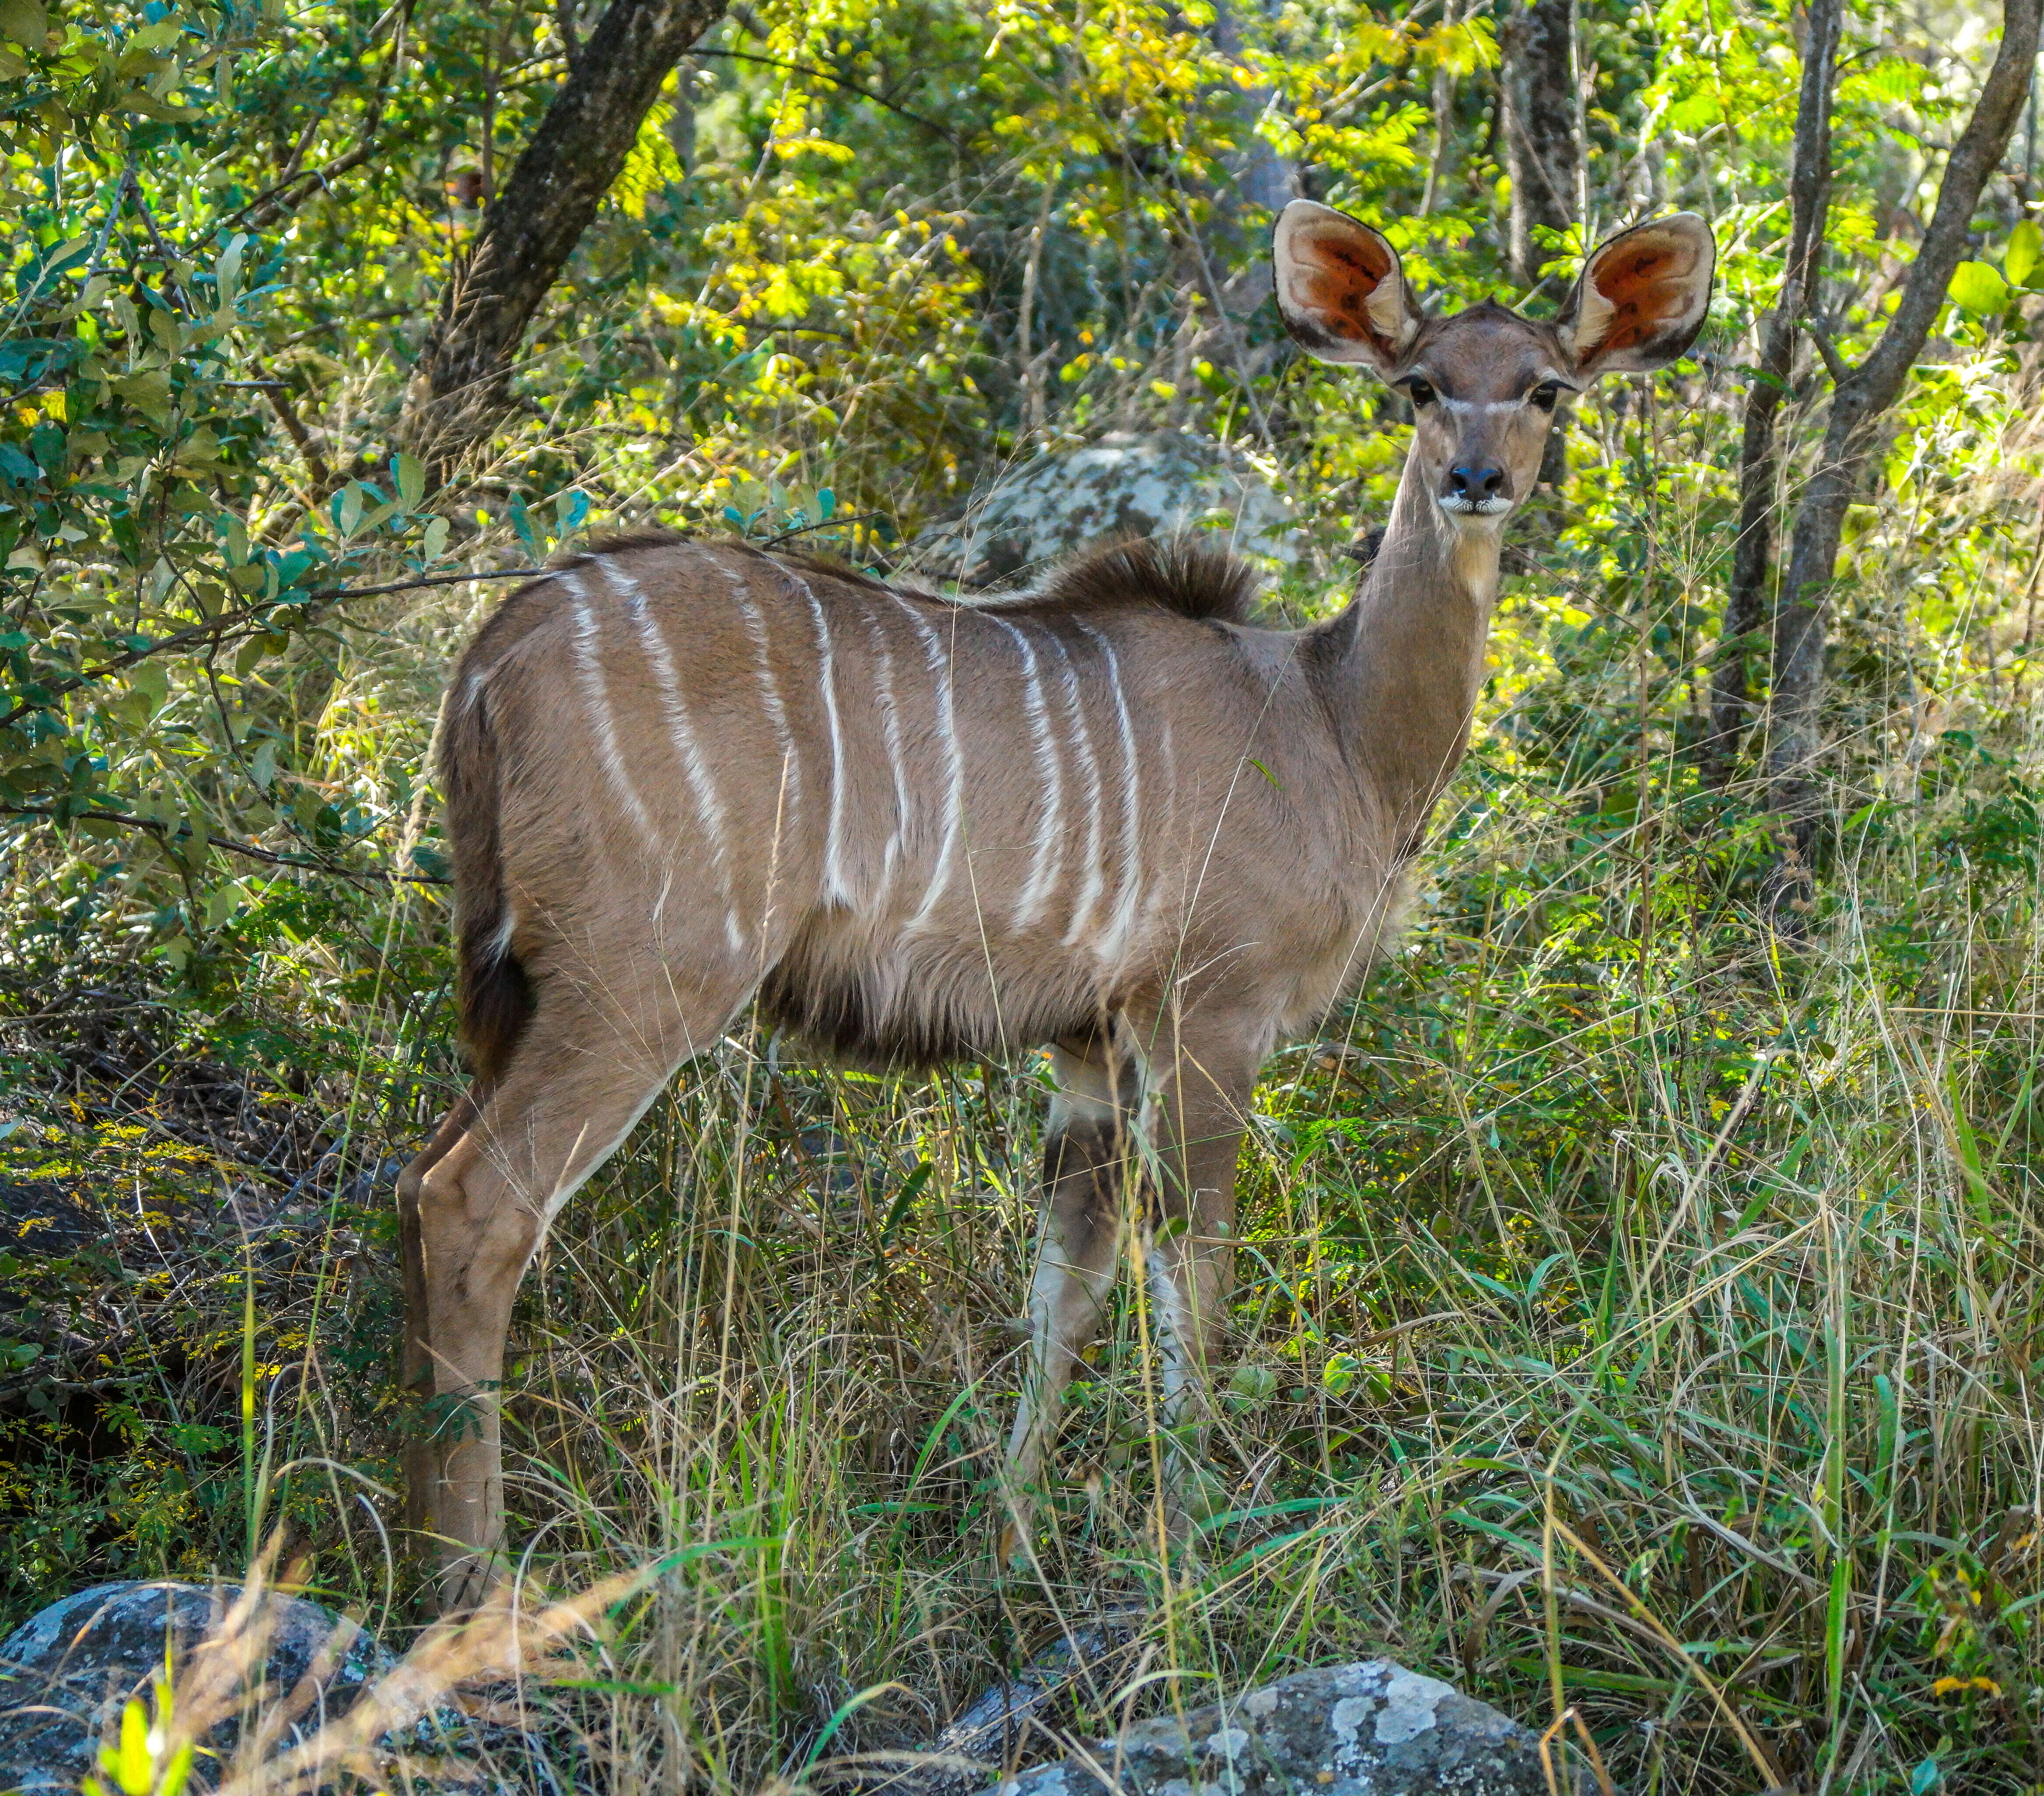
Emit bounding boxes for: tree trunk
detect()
[1498,0,1580,289]
[404,0,729,481]
[1204,0,1299,315]
[1704,0,1841,783]
[1764,0,2042,919]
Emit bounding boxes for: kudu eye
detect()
[1405,378,1437,407]
[1530,382,1560,412]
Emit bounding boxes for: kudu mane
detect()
[581,528,1261,623]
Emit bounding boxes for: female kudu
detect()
[400,202,1715,1610]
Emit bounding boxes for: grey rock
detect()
[991,1659,1617,1796]
[0,1580,392,1791]
[931,1622,1137,1780]
[915,432,1295,586]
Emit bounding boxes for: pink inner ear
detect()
[1299,229,1394,349]
[1589,236,1699,353]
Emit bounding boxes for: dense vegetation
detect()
[1,0,2041,1789]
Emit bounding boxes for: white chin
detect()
[1436,497,1511,521]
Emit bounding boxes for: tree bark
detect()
[1498,0,1581,289]
[1764,0,2042,916]
[404,0,729,480]
[1704,0,1841,783]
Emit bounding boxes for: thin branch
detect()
[760,511,882,546]
[1803,317,1855,387]
[265,385,333,490]
[0,567,545,735]
[0,803,448,886]
[686,47,958,142]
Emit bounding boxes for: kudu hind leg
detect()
[1001,1029,1141,1559]
[408,971,739,1611]
[398,1088,484,1535]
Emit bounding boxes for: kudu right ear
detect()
[1272,200,1419,375]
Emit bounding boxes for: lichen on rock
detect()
[912,431,1295,588]
[990,1659,1616,1796]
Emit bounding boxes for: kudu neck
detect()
[1332,452,1503,840]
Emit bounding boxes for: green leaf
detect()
[877,1161,932,1246]
[2008,220,2042,290]
[0,0,46,46]
[214,235,246,311]
[395,452,425,511]
[129,663,169,717]
[114,1697,151,1796]
[1228,1363,1278,1401]
[1948,261,2010,315]
[119,89,201,122]
[110,368,172,422]
[509,492,538,555]
[157,1744,195,1796]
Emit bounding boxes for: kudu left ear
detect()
[1561,213,1717,378]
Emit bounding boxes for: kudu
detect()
[399,201,1715,1610]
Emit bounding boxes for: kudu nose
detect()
[1446,464,1506,501]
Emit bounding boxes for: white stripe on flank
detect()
[604,560,746,956]
[1078,620,1144,966]
[1141,717,1176,937]
[781,563,852,907]
[861,598,912,880]
[896,593,963,927]
[718,554,802,814]
[1042,630,1105,944]
[565,571,657,844]
[994,618,1064,930]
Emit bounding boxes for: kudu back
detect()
[401,202,1715,1609]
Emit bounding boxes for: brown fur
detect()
[400,203,1716,1610]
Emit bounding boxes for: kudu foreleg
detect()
[1001,1032,1139,1560]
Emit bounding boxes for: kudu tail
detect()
[440,681,534,1083]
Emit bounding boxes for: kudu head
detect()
[1272,203,1716,523]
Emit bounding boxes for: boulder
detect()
[915,432,1295,586]
[0,1580,391,1791]
[989,1659,1615,1796]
